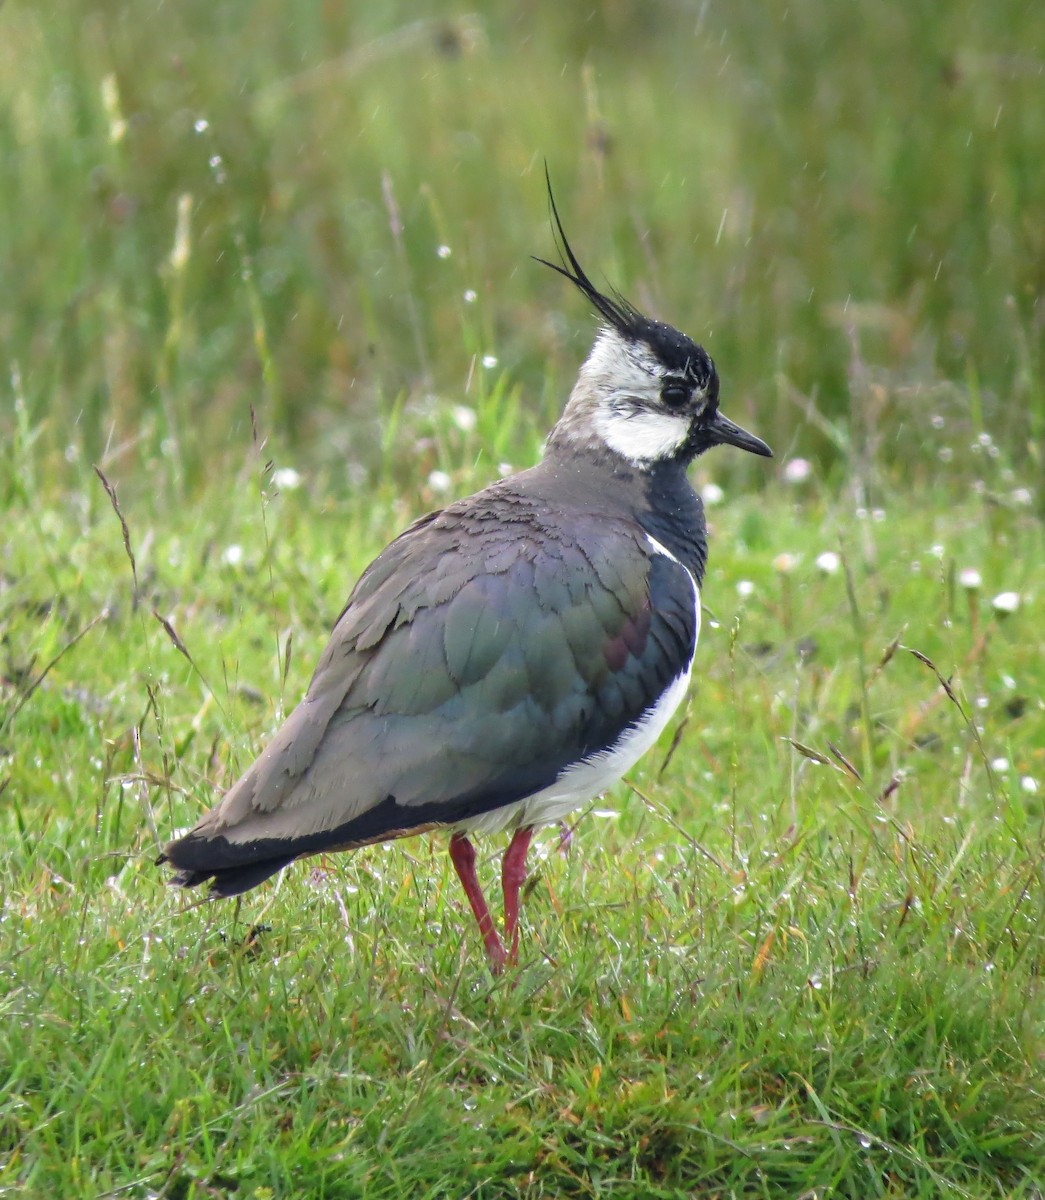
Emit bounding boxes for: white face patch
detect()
[593,405,689,463]
[565,327,707,467]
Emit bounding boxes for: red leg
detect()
[502,826,534,968]
[449,833,506,973]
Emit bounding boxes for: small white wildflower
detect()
[1011,487,1033,506]
[427,469,452,493]
[977,432,993,447]
[497,462,513,477]
[991,591,1020,615]
[1020,776,1039,795]
[938,447,954,462]
[272,466,302,491]
[451,405,477,433]
[737,580,755,598]
[702,482,725,506]
[194,118,209,133]
[872,508,886,522]
[958,568,982,590]
[772,552,799,574]
[929,544,945,559]
[222,544,244,566]
[930,414,945,429]
[783,458,811,483]
[990,757,1010,772]
[436,244,452,259]
[463,289,477,303]
[481,354,498,369]
[815,551,841,574]
[1001,674,1016,689]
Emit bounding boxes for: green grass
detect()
[2,439,1042,1197]
[2,1,1044,1196]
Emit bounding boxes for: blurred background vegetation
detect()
[1,0,1042,500]
[2,9,1043,1193]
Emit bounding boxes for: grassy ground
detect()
[2,1,1044,1197]
[2,441,1043,1198]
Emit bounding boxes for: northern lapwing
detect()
[160,183,773,972]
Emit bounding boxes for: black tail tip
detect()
[158,852,295,898]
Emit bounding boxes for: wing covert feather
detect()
[176,499,698,859]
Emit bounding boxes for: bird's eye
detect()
[661,382,690,410]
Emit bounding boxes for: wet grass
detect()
[2,421,1043,1197]
[2,1,1044,1196]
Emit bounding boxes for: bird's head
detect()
[539,182,772,470]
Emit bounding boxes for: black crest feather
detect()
[535,166,718,390]
[533,165,647,339]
